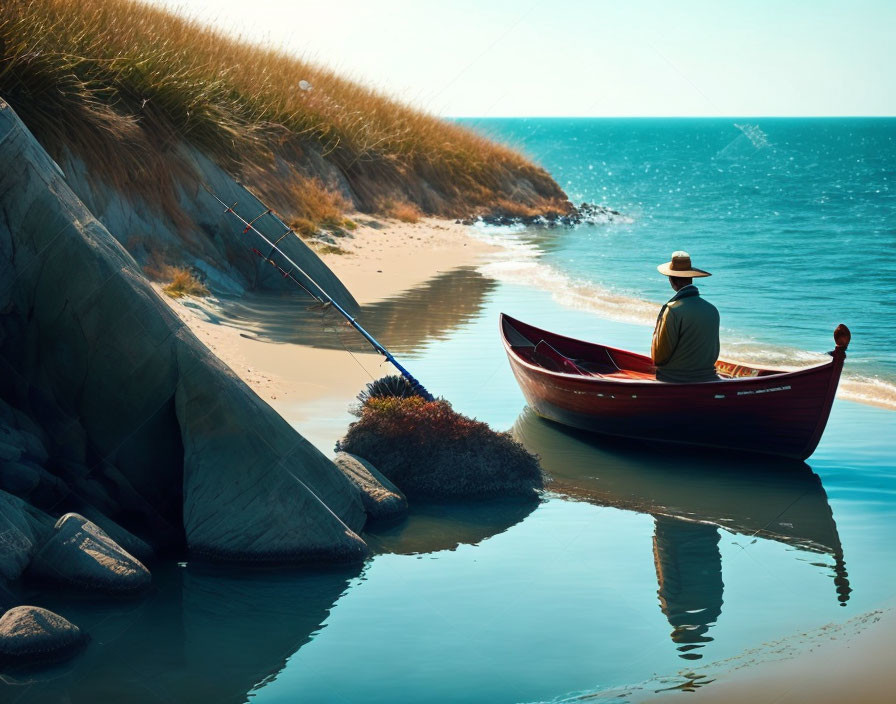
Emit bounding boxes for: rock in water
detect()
[333,453,408,523]
[0,606,87,666]
[75,506,154,565]
[176,344,368,560]
[29,514,150,594]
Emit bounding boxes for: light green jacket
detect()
[651,285,720,383]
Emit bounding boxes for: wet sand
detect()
[649,605,896,703]
[319,216,499,305]
[159,217,497,447]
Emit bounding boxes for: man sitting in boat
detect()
[651,251,720,383]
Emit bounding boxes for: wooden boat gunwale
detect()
[500,313,850,459]
[501,313,835,387]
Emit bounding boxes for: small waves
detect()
[471,226,896,411]
[478,258,660,326]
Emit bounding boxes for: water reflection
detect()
[212,267,497,354]
[364,497,539,555]
[7,497,539,702]
[10,563,359,703]
[653,517,723,659]
[513,407,851,659]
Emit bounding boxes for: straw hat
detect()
[657,251,711,278]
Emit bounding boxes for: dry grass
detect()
[285,178,352,236]
[0,0,570,227]
[312,243,348,256]
[379,199,423,224]
[161,267,210,298]
[144,257,210,297]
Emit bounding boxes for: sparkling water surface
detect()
[8,120,896,704]
[461,118,896,402]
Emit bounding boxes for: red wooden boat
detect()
[501,313,851,460]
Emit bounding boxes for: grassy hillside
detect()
[0,0,570,230]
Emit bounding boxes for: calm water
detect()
[6,120,896,703]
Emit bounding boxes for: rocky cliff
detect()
[0,97,373,593]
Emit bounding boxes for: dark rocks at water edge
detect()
[28,514,151,594]
[333,453,408,522]
[0,97,369,568]
[457,202,626,228]
[0,95,381,668]
[0,606,87,667]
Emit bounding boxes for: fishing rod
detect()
[203,185,434,401]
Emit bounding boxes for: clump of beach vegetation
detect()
[286,178,353,238]
[338,378,545,499]
[0,0,570,230]
[154,266,210,298]
[378,199,423,224]
[313,244,348,256]
[162,268,210,299]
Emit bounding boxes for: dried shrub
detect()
[286,178,351,232]
[336,397,545,499]
[356,375,421,407]
[161,267,209,298]
[313,243,347,256]
[379,199,422,223]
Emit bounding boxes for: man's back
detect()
[651,285,720,383]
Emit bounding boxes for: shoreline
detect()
[160,216,500,451]
[474,247,896,412]
[316,216,501,305]
[160,215,896,701]
[647,604,896,704]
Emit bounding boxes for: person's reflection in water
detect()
[652,515,724,660]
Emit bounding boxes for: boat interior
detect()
[503,316,780,382]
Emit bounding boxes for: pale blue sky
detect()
[150,0,895,116]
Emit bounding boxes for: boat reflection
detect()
[653,516,723,659]
[512,407,850,659]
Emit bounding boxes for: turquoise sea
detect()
[462,118,896,408]
[8,119,896,703]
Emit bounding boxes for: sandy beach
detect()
[160,216,499,449]
[318,217,500,305]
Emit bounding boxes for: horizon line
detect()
[445,114,896,120]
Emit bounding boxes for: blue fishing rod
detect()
[203,185,434,401]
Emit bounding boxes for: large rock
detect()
[0,606,87,666]
[0,99,367,564]
[177,347,368,559]
[0,461,41,498]
[333,453,408,523]
[28,513,150,594]
[76,506,154,565]
[0,490,54,583]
